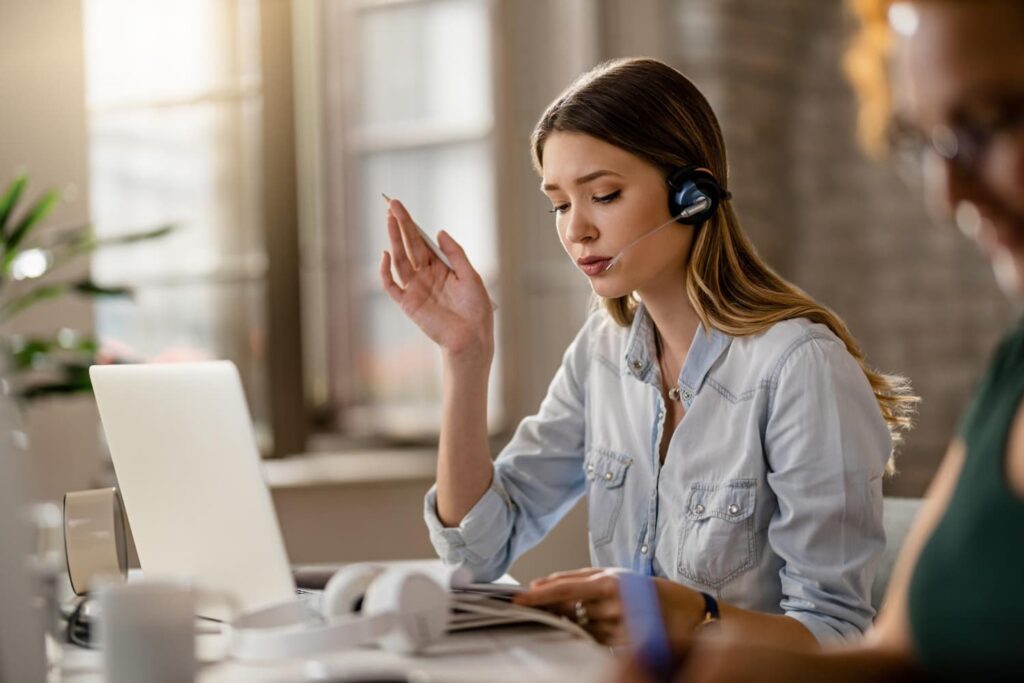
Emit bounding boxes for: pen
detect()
[619,572,676,682]
[381,193,454,270]
[381,193,498,310]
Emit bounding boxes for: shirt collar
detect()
[622,303,732,407]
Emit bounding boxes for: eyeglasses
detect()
[886,95,1024,181]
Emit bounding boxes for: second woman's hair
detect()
[531,57,918,456]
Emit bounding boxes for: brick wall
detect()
[671,0,1014,495]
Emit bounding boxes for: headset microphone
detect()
[602,166,730,273]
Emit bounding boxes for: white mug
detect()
[96,578,197,683]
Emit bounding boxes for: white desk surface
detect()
[58,623,613,682]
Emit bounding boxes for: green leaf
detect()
[21,383,89,400]
[73,281,133,297]
[0,279,133,324]
[0,174,28,238]
[5,333,98,371]
[10,338,57,370]
[20,374,93,401]
[4,189,60,270]
[0,283,67,322]
[45,223,94,249]
[24,361,94,400]
[95,224,174,247]
[33,223,174,282]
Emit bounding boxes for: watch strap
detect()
[699,591,720,626]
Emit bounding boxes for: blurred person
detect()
[622,1,1024,680]
[379,57,917,648]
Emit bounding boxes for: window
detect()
[315,0,504,440]
[83,0,274,449]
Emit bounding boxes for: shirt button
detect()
[586,463,594,472]
[640,544,649,554]
[604,472,613,481]
[693,504,705,515]
[681,389,694,401]
[728,504,741,515]
[630,359,643,371]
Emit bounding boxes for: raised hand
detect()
[378,198,495,361]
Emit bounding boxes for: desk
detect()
[57,623,612,682]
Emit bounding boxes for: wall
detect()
[271,476,589,584]
[670,0,1013,495]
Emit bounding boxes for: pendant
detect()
[668,387,681,401]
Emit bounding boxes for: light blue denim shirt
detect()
[424,304,891,643]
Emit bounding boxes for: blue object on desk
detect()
[618,572,674,682]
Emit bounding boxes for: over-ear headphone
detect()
[229,564,450,661]
[666,166,731,226]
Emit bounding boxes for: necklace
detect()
[655,328,682,402]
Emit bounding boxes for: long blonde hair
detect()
[531,57,918,453]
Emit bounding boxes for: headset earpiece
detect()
[322,563,384,615]
[666,166,731,226]
[362,568,449,655]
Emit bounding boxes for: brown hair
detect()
[531,57,918,455]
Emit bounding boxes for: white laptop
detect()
[90,361,296,618]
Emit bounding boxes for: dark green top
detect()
[909,323,1024,680]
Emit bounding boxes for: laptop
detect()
[90,361,297,619]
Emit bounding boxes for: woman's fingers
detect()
[530,567,605,588]
[590,621,627,646]
[386,212,416,285]
[514,574,617,607]
[379,251,404,303]
[437,229,474,278]
[388,199,431,269]
[583,598,623,622]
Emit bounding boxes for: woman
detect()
[379,57,916,647]
[633,0,1024,680]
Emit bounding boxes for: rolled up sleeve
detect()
[423,481,514,575]
[422,314,598,582]
[763,334,891,644]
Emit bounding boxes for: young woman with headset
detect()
[379,57,917,650]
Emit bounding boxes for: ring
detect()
[573,599,589,626]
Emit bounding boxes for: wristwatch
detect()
[698,591,720,628]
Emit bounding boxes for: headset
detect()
[603,166,732,272]
[666,165,731,226]
[229,564,450,661]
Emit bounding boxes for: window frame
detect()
[83,0,309,458]
[312,0,509,443]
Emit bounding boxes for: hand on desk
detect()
[511,567,706,645]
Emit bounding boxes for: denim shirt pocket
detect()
[583,448,632,548]
[677,479,757,588]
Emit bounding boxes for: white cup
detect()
[96,579,197,683]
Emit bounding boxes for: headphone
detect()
[229,564,450,661]
[666,165,731,226]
